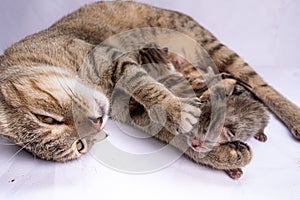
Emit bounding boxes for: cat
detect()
[0,1,299,179]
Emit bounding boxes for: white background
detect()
[0,0,299,200]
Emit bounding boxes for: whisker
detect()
[7,142,33,162]
[6,130,47,161]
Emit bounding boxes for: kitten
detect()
[127,44,269,179]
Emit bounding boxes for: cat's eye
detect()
[34,114,63,125]
[76,139,85,153]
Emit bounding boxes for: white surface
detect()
[0,0,299,200]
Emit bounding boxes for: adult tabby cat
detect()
[0,1,299,178]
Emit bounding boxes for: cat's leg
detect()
[80,44,202,135]
[104,64,202,134]
[115,62,201,134]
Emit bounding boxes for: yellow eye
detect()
[34,114,63,125]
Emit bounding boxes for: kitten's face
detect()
[0,66,109,161]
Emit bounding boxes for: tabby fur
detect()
[0,2,298,175]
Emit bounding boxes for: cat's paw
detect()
[225,141,252,166]
[254,131,268,142]
[150,96,201,134]
[177,97,201,133]
[200,141,252,169]
[224,168,243,180]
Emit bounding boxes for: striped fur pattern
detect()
[123,45,269,171]
[0,1,298,173]
[0,66,109,161]
[141,49,269,146]
[79,43,201,135]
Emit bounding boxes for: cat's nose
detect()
[89,117,103,131]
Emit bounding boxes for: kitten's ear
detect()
[0,81,23,107]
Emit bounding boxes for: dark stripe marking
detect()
[111,61,119,83]
[260,84,268,87]
[120,61,137,75]
[224,53,239,66]
[246,71,257,77]
[208,44,224,55]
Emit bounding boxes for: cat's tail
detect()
[156,9,300,140]
[204,41,300,140]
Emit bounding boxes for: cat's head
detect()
[0,66,110,161]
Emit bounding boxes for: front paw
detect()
[189,141,252,170]
[211,141,252,169]
[177,97,202,133]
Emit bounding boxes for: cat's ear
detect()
[0,80,24,107]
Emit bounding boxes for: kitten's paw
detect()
[254,131,267,142]
[224,168,243,180]
[178,97,201,133]
[204,141,252,169]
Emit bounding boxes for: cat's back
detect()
[49,1,180,43]
[1,1,176,71]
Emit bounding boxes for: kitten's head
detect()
[0,66,110,161]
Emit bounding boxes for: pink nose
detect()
[93,120,101,131]
[90,117,103,131]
